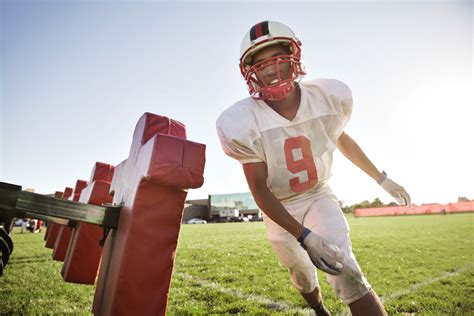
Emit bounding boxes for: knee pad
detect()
[326,261,371,304]
[266,239,318,294]
[288,261,318,294]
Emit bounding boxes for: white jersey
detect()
[216,78,353,203]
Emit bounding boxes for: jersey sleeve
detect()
[316,78,353,139]
[216,104,265,164]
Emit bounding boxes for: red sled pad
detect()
[45,189,71,243]
[125,134,205,192]
[90,162,115,183]
[52,181,91,260]
[149,134,206,189]
[79,180,114,206]
[45,223,60,249]
[61,222,103,284]
[141,112,186,144]
[92,112,205,316]
[128,113,186,166]
[62,187,73,199]
[45,191,63,241]
[50,180,89,257]
[62,180,113,284]
[44,224,51,241]
[108,160,127,207]
[72,180,88,202]
[48,183,87,251]
[93,183,188,316]
[52,226,73,261]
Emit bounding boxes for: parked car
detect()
[187,218,207,224]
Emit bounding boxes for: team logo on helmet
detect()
[239,21,306,101]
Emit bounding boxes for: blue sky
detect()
[1,1,472,206]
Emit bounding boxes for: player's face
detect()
[251,44,292,87]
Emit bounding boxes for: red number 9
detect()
[284,136,318,193]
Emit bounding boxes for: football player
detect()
[216,21,410,316]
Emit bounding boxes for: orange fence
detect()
[354,201,474,217]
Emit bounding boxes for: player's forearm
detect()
[337,132,382,181]
[250,186,304,238]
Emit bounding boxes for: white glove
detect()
[297,228,343,275]
[377,171,412,207]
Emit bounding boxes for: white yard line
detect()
[176,261,473,315]
[337,261,474,315]
[174,272,314,315]
[380,261,474,302]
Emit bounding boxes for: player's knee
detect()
[288,264,317,294]
[326,264,371,304]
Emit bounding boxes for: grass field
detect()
[0,213,473,315]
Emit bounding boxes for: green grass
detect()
[1,213,473,315]
[0,230,95,314]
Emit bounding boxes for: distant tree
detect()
[371,198,385,208]
[342,197,390,213]
[350,200,371,213]
[348,198,387,213]
[358,200,372,208]
[387,202,398,206]
[458,197,471,202]
[338,200,353,214]
[341,205,353,213]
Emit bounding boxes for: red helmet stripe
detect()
[250,21,269,41]
[255,23,263,38]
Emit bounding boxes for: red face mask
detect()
[240,39,306,101]
[246,54,300,101]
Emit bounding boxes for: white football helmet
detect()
[239,21,306,101]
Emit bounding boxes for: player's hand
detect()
[377,171,412,207]
[298,228,343,275]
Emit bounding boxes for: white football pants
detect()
[263,189,371,304]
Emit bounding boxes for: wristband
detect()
[297,228,312,247]
[376,171,387,185]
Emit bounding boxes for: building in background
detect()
[209,192,261,221]
[182,199,209,223]
[184,192,262,223]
